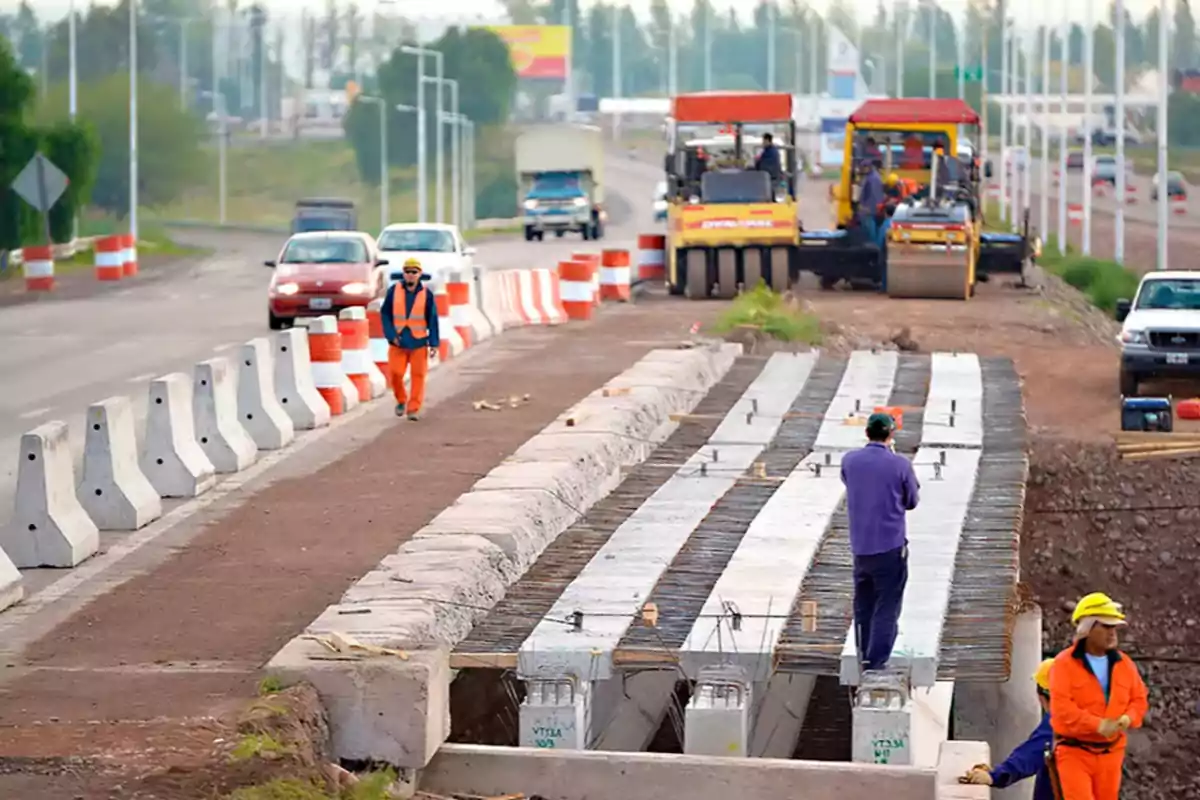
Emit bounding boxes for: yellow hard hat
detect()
[1034,658,1055,693]
[402,257,422,271]
[885,172,899,187]
[1071,592,1126,625]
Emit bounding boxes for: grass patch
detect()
[257,675,285,696]
[231,733,293,762]
[1039,250,1139,313]
[713,283,822,344]
[221,770,399,800]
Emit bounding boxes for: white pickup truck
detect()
[1116,271,1200,396]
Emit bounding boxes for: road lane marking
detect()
[212,342,235,353]
[127,372,156,384]
[17,407,52,420]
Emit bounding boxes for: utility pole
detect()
[1000,15,1009,224]
[929,3,936,99]
[980,3,990,196]
[1039,19,1050,239]
[668,13,677,95]
[704,4,712,90]
[767,2,776,91]
[1023,22,1032,224]
[612,6,621,137]
[130,0,139,240]
[896,4,905,98]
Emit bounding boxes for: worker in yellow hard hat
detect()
[1049,593,1149,800]
[380,256,439,420]
[960,658,1055,799]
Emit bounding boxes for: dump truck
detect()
[291,197,358,233]
[662,92,801,299]
[516,124,606,241]
[809,98,1035,299]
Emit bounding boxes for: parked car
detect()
[376,223,476,286]
[1066,150,1085,171]
[265,231,387,330]
[1151,171,1188,201]
[1116,271,1200,396]
[1091,154,1130,185]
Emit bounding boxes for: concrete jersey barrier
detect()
[266,342,741,768]
[194,358,259,473]
[78,396,164,531]
[141,373,218,498]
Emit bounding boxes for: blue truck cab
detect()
[516,124,605,242]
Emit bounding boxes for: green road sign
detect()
[954,65,985,82]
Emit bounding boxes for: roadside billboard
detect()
[487,25,570,80]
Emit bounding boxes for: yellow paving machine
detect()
[662,92,801,298]
[808,98,1035,299]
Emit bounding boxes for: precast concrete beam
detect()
[748,673,816,759]
[591,670,677,752]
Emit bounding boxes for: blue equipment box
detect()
[1120,397,1173,432]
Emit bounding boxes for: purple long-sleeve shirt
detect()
[840,442,920,556]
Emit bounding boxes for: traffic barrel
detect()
[307,315,345,415]
[21,245,54,291]
[1173,196,1188,215]
[94,235,124,281]
[572,251,602,306]
[366,299,391,389]
[122,233,138,277]
[600,248,632,302]
[558,260,594,321]
[636,234,666,283]
[338,306,372,402]
[433,282,456,362]
[446,270,473,349]
[1068,204,1083,225]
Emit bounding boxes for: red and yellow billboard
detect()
[487,25,570,80]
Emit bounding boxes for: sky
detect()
[16,0,1171,27]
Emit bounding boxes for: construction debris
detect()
[473,394,532,412]
[301,631,409,661]
[1115,432,1200,462]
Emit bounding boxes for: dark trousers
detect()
[852,545,908,671]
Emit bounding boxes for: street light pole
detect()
[359,96,388,232]
[130,0,139,240]
[1057,5,1068,255]
[1115,0,1126,263]
[218,91,227,224]
[68,0,77,117]
[401,46,442,224]
[896,5,904,98]
[446,79,460,229]
[929,4,935,99]
[1082,0,1095,255]
[1000,16,1009,224]
[767,2,776,91]
[180,19,189,110]
[1040,19,1050,240]
[1157,0,1169,270]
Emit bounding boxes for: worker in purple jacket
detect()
[839,412,920,672]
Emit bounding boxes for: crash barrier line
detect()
[366,299,391,389]
[308,316,346,416]
[338,307,375,403]
[558,260,595,321]
[600,249,632,302]
[573,252,602,306]
[94,235,124,282]
[637,234,666,283]
[515,271,544,325]
[500,272,531,328]
[122,233,138,277]
[446,273,474,349]
[1173,197,1188,215]
[22,245,54,292]
[530,268,567,325]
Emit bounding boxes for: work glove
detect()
[959,767,993,785]
[1117,714,1132,730]
[1097,717,1121,738]
[428,346,438,359]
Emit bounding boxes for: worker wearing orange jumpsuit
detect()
[381,257,440,420]
[1049,592,1149,800]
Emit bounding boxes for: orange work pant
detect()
[387,345,429,413]
[1055,744,1124,800]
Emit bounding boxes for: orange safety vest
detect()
[392,284,430,341]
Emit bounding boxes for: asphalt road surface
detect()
[0,148,664,530]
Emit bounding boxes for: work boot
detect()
[395,404,406,417]
[408,411,421,421]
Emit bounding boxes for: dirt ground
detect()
[0,292,727,799]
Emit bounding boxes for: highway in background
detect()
[0,146,662,529]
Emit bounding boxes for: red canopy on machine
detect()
[849,98,980,126]
[671,92,794,124]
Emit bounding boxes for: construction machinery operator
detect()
[381,257,440,421]
[960,658,1056,799]
[1049,592,1149,800]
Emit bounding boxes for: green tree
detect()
[1176,0,1197,68]
[39,73,206,217]
[43,120,100,241]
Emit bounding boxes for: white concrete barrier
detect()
[142,373,217,498]
[78,396,163,531]
[0,549,20,611]
[238,338,296,450]
[194,358,259,473]
[476,267,506,336]
[1,421,100,567]
[340,374,361,413]
[273,328,331,430]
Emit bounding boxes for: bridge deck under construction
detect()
[452,350,1028,687]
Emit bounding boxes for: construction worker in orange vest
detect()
[380,257,440,420]
[1049,592,1149,800]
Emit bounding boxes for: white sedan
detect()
[376,223,476,286]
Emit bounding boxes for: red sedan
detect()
[265,231,388,329]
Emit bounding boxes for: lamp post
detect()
[130,0,139,241]
[422,75,458,227]
[401,45,443,223]
[358,95,388,232]
[1114,0,1126,263]
[1156,0,1169,270]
